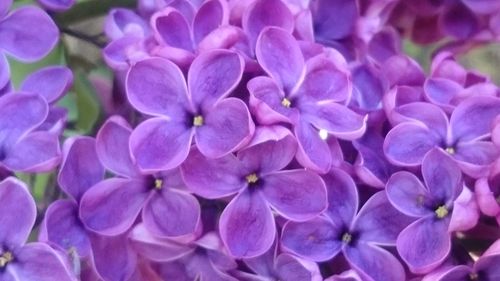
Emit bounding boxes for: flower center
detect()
[154,179,163,190]
[469,273,478,280]
[445,147,455,155]
[0,252,13,268]
[281,98,291,108]
[245,173,259,184]
[193,115,204,127]
[341,233,352,244]
[435,205,449,219]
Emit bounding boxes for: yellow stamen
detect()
[342,233,352,244]
[469,273,478,280]
[154,179,163,190]
[246,173,259,184]
[445,147,455,155]
[0,252,13,267]
[435,205,449,219]
[193,115,204,126]
[281,98,291,108]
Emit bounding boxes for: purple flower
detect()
[79,116,201,237]
[0,177,75,281]
[126,49,254,172]
[384,97,500,178]
[423,239,500,281]
[0,92,61,172]
[281,168,411,281]
[386,148,479,273]
[0,1,59,88]
[181,126,327,258]
[324,270,362,281]
[248,26,366,173]
[475,159,500,225]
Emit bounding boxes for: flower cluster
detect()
[0,0,499,280]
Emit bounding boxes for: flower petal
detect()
[20,66,72,103]
[397,217,451,274]
[192,0,228,45]
[343,242,406,281]
[0,52,10,91]
[242,0,294,46]
[312,0,358,40]
[281,216,342,262]
[2,131,60,172]
[126,57,188,117]
[449,187,479,232]
[58,137,104,202]
[440,3,479,39]
[454,141,499,178]
[237,126,296,174]
[10,243,74,281]
[386,171,433,217]
[476,254,500,280]
[275,253,322,281]
[261,169,327,221]
[142,189,200,237]
[450,96,500,142]
[130,118,193,172]
[181,147,246,198]
[188,50,244,109]
[393,102,448,139]
[383,123,440,166]
[152,8,193,51]
[294,120,332,173]
[219,190,275,258]
[195,97,254,158]
[39,199,91,257]
[256,27,304,92]
[422,148,462,204]
[423,78,462,110]
[0,177,36,247]
[0,92,48,149]
[79,178,150,236]
[323,168,358,226]
[0,7,58,61]
[96,116,139,178]
[353,192,413,245]
[302,102,367,140]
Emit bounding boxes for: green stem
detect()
[54,0,136,25]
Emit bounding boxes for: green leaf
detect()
[73,70,101,134]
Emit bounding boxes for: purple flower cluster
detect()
[0,0,500,280]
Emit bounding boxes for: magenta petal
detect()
[188,50,244,109]
[79,178,150,235]
[152,8,193,51]
[281,216,342,262]
[181,147,246,198]
[0,177,36,247]
[0,92,48,148]
[2,131,60,172]
[256,27,304,92]
[383,123,440,166]
[261,169,327,221]
[242,0,294,46]
[20,66,73,103]
[39,200,91,257]
[450,96,500,142]
[58,137,104,202]
[353,192,413,245]
[130,118,193,172]
[295,120,332,173]
[343,243,406,281]
[302,103,367,140]
[89,232,137,281]
[449,187,479,232]
[195,98,254,158]
[386,171,432,217]
[192,0,228,45]
[96,116,139,178]
[462,0,500,13]
[0,7,58,61]
[126,57,188,117]
[142,189,200,237]
[0,0,11,18]
[11,243,74,281]
[397,217,450,274]
[422,148,462,203]
[219,190,275,258]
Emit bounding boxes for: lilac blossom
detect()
[384,97,500,177]
[386,148,479,274]
[475,159,500,225]
[0,177,75,281]
[248,26,366,173]
[126,49,254,172]
[281,168,412,281]
[181,126,327,258]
